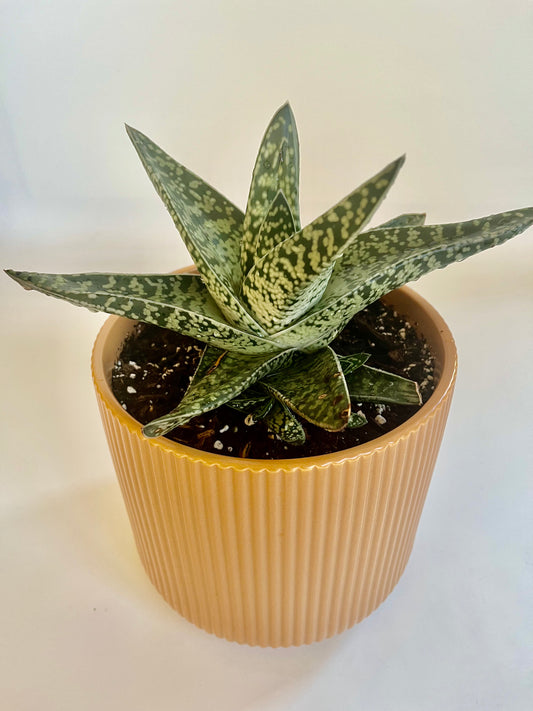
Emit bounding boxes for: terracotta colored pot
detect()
[91,285,457,647]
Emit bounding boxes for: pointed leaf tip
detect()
[5,269,36,291]
[125,123,270,335]
[251,189,296,267]
[6,270,279,353]
[141,348,296,437]
[124,123,141,144]
[347,365,422,406]
[124,123,139,140]
[241,102,301,275]
[143,423,165,438]
[263,400,306,445]
[391,153,406,175]
[278,100,293,114]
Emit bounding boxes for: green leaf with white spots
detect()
[347,411,367,428]
[273,207,533,351]
[376,213,426,229]
[241,102,300,275]
[241,156,405,332]
[126,125,266,336]
[337,352,370,376]
[5,271,280,355]
[186,344,225,396]
[252,190,295,268]
[227,384,273,418]
[263,347,350,431]
[244,396,274,420]
[142,349,296,438]
[246,263,335,335]
[347,365,421,405]
[263,400,306,445]
[193,344,225,379]
[7,103,533,448]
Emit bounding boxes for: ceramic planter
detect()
[91,285,457,647]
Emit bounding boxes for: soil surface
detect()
[112,300,436,459]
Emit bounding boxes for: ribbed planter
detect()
[91,285,457,647]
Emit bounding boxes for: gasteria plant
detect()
[6,104,533,446]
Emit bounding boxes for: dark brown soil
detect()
[112,300,436,459]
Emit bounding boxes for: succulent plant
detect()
[6,103,533,445]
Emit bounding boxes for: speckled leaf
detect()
[241,156,405,332]
[273,207,533,351]
[186,344,225,395]
[376,213,426,228]
[263,347,350,431]
[241,103,300,275]
[142,349,295,438]
[253,190,295,267]
[347,365,421,405]
[244,264,334,335]
[227,384,272,412]
[126,125,266,336]
[338,352,370,376]
[244,396,274,420]
[193,344,225,379]
[5,271,280,355]
[263,401,306,444]
[347,411,367,428]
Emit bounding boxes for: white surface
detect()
[2,2,533,709]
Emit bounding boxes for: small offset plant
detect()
[6,104,533,445]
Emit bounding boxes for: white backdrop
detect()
[3,1,532,259]
[2,2,532,710]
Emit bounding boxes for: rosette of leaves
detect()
[6,103,533,445]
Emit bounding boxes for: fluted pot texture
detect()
[91,285,457,647]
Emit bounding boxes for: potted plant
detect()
[6,104,532,647]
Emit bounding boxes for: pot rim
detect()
[92,285,457,472]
